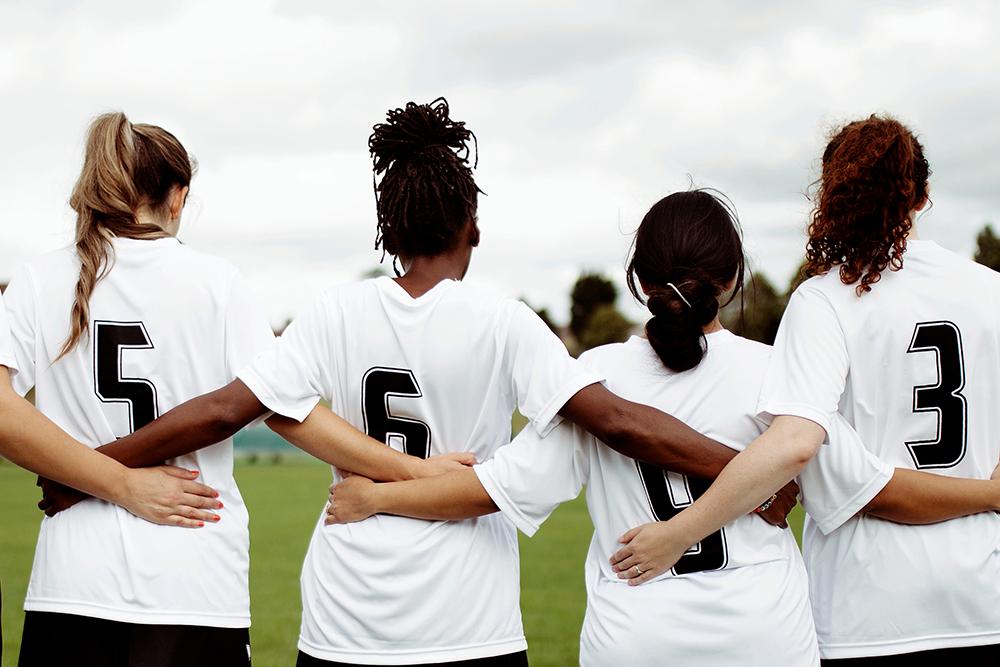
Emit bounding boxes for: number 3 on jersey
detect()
[362,367,431,459]
[905,321,967,469]
[636,462,728,575]
[94,320,159,435]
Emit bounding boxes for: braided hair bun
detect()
[369,98,483,262]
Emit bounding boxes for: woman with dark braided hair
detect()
[612,115,1000,665]
[255,99,805,666]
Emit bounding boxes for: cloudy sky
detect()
[1,0,998,325]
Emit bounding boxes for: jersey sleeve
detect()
[1,266,37,391]
[757,284,849,439]
[223,274,276,380]
[238,293,333,422]
[474,420,591,537]
[0,292,17,373]
[503,302,603,437]
[797,413,893,534]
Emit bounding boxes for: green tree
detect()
[974,224,1000,272]
[570,273,617,340]
[721,271,787,345]
[578,304,633,351]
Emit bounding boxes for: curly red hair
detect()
[806,115,930,295]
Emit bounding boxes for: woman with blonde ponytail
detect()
[2,111,273,667]
[12,111,476,667]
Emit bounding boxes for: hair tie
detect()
[667,282,692,309]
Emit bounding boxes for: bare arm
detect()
[609,415,822,584]
[267,406,473,481]
[863,466,1000,524]
[558,384,737,480]
[326,468,498,524]
[1,368,219,526]
[96,379,267,468]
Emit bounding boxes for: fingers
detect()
[177,506,221,524]
[609,544,634,568]
[182,492,224,511]
[611,554,641,575]
[627,568,660,586]
[160,466,201,480]
[612,555,662,585]
[618,526,641,544]
[180,480,220,499]
[452,452,477,466]
[168,515,207,529]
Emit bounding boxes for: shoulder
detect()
[7,247,78,295]
[170,243,242,283]
[706,333,772,374]
[937,245,1000,283]
[578,338,644,374]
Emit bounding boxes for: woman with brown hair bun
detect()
[613,115,1000,665]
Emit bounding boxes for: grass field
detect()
[0,460,803,667]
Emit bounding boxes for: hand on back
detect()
[38,466,222,528]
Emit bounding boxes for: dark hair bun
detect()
[645,275,720,373]
[369,97,476,177]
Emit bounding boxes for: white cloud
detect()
[1,0,998,325]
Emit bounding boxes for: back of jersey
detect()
[240,275,596,664]
[4,236,273,627]
[762,239,1000,658]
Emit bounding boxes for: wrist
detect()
[106,462,134,506]
[401,457,424,482]
[370,482,390,515]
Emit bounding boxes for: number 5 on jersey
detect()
[94,320,159,435]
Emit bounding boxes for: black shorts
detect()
[821,642,1000,667]
[295,649,529,667]
[18,611,251,667]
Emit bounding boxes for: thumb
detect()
[619,526,641,544]
[454,452,477,466]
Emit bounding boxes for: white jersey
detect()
[240,276,601,664]
[760,239,1000,658]
[476,332,832,666]
[0,292,16,372]
[4,237,273,627]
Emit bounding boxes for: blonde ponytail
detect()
[59,112,194,358]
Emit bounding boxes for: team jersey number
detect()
[94,320,159,434]
[905,321,968,469]
[636,462,728,575]
[361,367,431,459]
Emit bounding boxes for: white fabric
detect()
[4,237,274,627]
[240,276,602,664]
[0,292,17,372]
[476,332,822,666]
[760,239,1000,658]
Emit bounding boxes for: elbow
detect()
[207,392,246,436]
[597,403,636,448]
[787,438,821,475]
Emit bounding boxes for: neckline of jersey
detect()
[375,275,457,305]
[627,327,736,351]
[111,235,180,247]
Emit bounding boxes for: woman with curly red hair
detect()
[612,115,1000,665]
